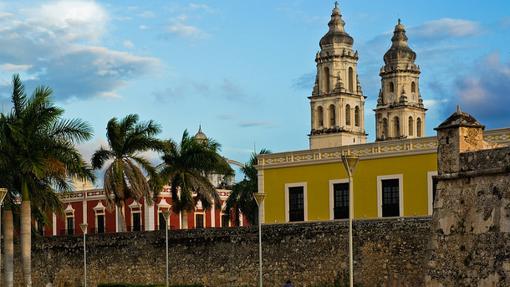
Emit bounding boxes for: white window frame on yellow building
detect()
[377,174,403,218]
[284,182,308,222]
[329,179,349,220]
[427,171,438,216]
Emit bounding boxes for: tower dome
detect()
[319,2,353,48]
[383,19,416,64]
[194,125,208,143]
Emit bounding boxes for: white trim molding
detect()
[64,204,75,233]
[194,211,205,228]
[93,202,106,233]
[427,171,438,216]
[64,204,75,216]
[93,201,106,213]
[377,174,404,218]
[128,200,142,209]
[284,182,308,223]
[329,179,349,220]
[130,206,142,231]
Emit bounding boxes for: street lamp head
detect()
[253,192,266,206]
[341,155,359,176]
[162,209,170,222]
[80,223,88,234]
[0,188,7,205]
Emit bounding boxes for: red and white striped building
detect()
[44,186,247,237]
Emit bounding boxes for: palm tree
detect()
[158,130,233,227]
[91,114,164,232]
[224,149,270,226]
[0,118,13,287]
[0,74,94,286]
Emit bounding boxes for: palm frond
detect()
[91,146,114,169]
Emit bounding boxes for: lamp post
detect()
[0,188,7,286]
[79,222,88,287]
[253,192,266,287]
[162,209,170,287]
[341,154,359,287]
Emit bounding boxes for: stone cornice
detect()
[257,128,510,170]
[59,187,232,203]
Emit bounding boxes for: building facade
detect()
[256,3,510,224]
[44,186,244,237]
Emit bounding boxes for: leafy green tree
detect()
[158,130,233,225]
[0,74,93,286]
[224,149,270,226]
[91,114,164,231]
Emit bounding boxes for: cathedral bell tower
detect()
[309,2,367,149]
[375,19,426,141]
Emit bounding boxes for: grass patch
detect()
[98,284,203,287]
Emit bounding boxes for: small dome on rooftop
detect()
[194,125,208,143]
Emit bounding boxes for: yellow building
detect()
[256,4,510,224]
[257,129,510,223]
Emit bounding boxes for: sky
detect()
[0,0,509,183]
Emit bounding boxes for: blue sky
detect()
[0,0,509,178]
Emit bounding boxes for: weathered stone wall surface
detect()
[17,218,431,287]
[428,117,510,286]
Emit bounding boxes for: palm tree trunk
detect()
[21,181,32,287]
[21,200,31,286]
[3,209,13,287]
[118,201,127,232]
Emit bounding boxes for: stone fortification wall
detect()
[17,218,431,287]
[428,109,510,287]
[427,146,510,287]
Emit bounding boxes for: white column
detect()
[82,191,87,225]
[115,206,119,232]
[145,202,155,231]
[52,213,57,236]
[211,204,216,228]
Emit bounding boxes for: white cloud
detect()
[139,24,148,30]
[163,4,213,40]
[411,18,481,41]
[167,22,206,38]
[139,10,155,18]
[0,0,160,101]
[123,40,135,49]
[27,0,108,42]
[0,63,32,72]
[453,53,510,128]
[238,121,275,128]
[189,3,211,11]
